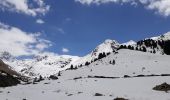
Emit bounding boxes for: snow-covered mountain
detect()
[1,32,170,100]
[119,32,170,55]
[72,39,119,67]
[0,51,15,62]
[136,32,170,55]
[1,31,170,78]
[150,31,170,41]
[121,40,136,46]
[1,49,170,100]
[0,39,120,77]
[1,52,79,77]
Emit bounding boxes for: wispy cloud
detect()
[0,22,52,57]
[65,18,72,22]
[75,0,170,17]
[56,27,65,34]
[75,0,136,5]
[0,0,50,16]
[62,48,69,53]
[36,19,45,24]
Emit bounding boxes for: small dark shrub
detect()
[153,82,170,92]
[49,75,58,80]
[94,93,104,96]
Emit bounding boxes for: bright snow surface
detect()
[0,49,170,100]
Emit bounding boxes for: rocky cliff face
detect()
[0,60,20,87]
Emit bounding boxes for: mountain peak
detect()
[72,39,119,66]
[162,31,170,40]
[0,51,14,61]
[104,39,116,44]
[122,40,136,46]
[164,31,170,36]
[92,39,119,56]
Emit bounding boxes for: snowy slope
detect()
[60,49,170,79]
[0,49,170,100]
[73,39,119,66]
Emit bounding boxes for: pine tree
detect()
[102,52,106,58]
[112,60,115,65]
[85,62,90,66]
[39,75,43,81]
[98,52,106,59]
[142,47,147,52]
[153,49,156,54]
[164,40,170,55]
[136,47,138,51]
[70,64,74,69]
[107,52,110,56]
[58,71,61,76]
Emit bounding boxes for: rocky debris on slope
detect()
[153,82,170,92]
[0,59,21,87]
[88,75,119,79]
[70,74,170,81]
[94,93,104,96]
[49,75,58,80]
[0,59,20,77]
[114,97,128,100]
[32,75,44,84]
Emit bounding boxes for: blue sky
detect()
[0,0,170,56]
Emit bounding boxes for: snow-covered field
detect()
[0,76,170,100]
[0,49,170,100]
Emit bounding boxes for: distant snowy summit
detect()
[121,40,136,46]
[150,31,170,41]
[0,51,15,61]
[0,52,80,77]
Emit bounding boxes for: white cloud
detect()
[62,48,69,53]
[35,51,59,57]
[0,0,50,16]
[147,0,170,17]
[36,19,45,24]
[0,22,52,57]
[75,0,135,5]
[75,0,170,17]
[35,43,49,50]
[57,28,65,34]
